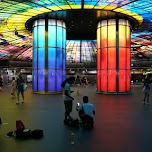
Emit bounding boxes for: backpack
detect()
[15,120,30,139]
[16,120,25,130]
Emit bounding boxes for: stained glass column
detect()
[33,19,66,93]
[97,19,131,94]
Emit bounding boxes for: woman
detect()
[11,77,16,99]
[62,77,75,121]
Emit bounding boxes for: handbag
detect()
[24,84,27,91]
[142,86,146,92]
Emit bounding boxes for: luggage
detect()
[30,129,43,139]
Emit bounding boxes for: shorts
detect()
[18,89,24,94]
[64,100,73,113]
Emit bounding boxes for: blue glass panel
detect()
[57,26,62,48]
[33,48,37,68]
[63,28,66,70]
[33,27,37,48]
[38,26,45,47]
[63,28,66,49]
[62,70,66,82]
[38,48,45,68]
[33,69,37,91]
[56,48,62,69]
[38,69,45,91]
[48,48,56,68]
[48,26,56,47]
[63,48,66,70]
[48,69,55,91]
[56,70,62,92]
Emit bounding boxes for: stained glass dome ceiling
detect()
[0,0,151,61]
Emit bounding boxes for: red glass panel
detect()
[108,48,116,68]
[97,70,101,91]
[108,70,116,92]
[119,70,126,92]
[101,70,107,91]
[119,48,126,69]
[126,48,130,69]
[101,47,107,69]
[127,70,130,91]
[97,48,101,70]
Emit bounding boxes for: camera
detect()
[76,102,80,111]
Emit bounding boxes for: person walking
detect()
[75,75,81,94]
[16,74,25,104]
[143,74,152,104]
[11,77,16,99]
[0,75,3,91]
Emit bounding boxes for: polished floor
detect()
[0,84,152,152]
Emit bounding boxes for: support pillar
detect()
[97,19,131,94]
[32,19,66,93]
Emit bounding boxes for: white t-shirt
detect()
[63,82,72,101]
[80,103,95,118]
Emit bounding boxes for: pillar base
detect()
[32,91,62,95]
[96,91,131,95]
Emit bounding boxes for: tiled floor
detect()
[0,84,152,152]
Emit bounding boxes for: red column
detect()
[97,19,131,94]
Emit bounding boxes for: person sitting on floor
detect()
[78,96,95,126]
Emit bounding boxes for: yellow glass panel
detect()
[97,28,100,49]
[94,6,105,9]
[47,6,62,11]
[104,6,116,10]
[119,25,126,47]
[113,8,124,12]
[101,26,107,47]
[59,5,71,9]
[84,5,94,9]
[108,25,116,47]
[126,26,130,47]
[38,8,51,13]
[70,5,81,9]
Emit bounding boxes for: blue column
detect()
[33,19,66,93]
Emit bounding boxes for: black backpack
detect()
[30,129,43,139]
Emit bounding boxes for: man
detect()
[16,73,25,104]
[79,96,95,126]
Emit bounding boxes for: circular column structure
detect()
[97,19,131,94]
[33,19,66,94]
